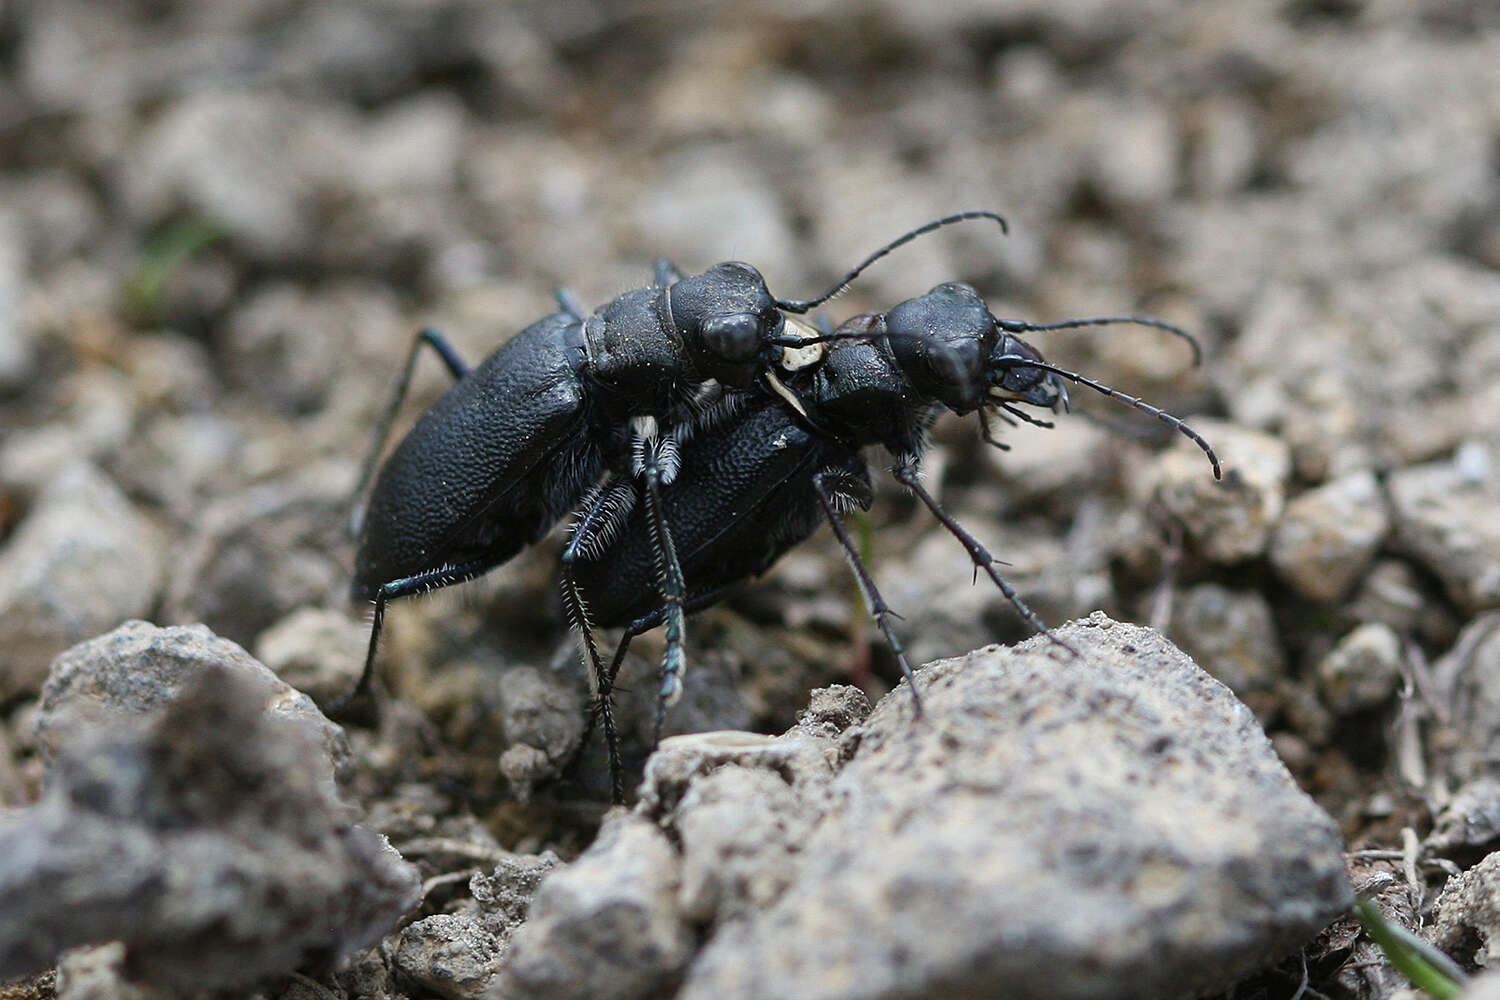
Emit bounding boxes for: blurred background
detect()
[0,0,1498,903]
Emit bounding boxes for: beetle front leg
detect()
[812,470,923,714]
[560,480,636,687]
[892,464,1077,658]
[569,584,738,803]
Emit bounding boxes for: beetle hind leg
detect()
[331,557,495,720]
[349,327,471,538]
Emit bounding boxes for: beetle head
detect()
[668,262,785,384]
[882,282,995,414]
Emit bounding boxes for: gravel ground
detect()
[0,1,1498,998]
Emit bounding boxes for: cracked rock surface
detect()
[497,616,1351,1000]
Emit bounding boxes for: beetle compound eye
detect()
[913,338,984,412]
[926,341,972,389]
[701,313,763,362]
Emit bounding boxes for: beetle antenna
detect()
[775,211,1009,313]
[995,315,1203,367]
[993,355,1222,479]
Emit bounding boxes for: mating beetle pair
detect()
[348,212,1010,706]
[346,212,1220,798]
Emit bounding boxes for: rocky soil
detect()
[1,1,1498,998]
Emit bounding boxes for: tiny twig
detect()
[422,868,479,900]
[396,837,516,866]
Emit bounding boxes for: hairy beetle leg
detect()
[565,586,737,803]
[560,481,638,802]
[331,557,495,719]
[641,457,688,744]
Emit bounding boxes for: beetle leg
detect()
[560,480,637,674]
[332,556,496,719]
[892,464,1079,658]
[653,257,684,287]
[560,479,637,796]
[567,585,738,803]
[812,471,922,715]
[578,619,652,803]
[625,415,689,739]
[979,409,1012,452]
[348,327,471,538]
[998,401,1055,429]
[553,287,589,321]
[640,445,688,745]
